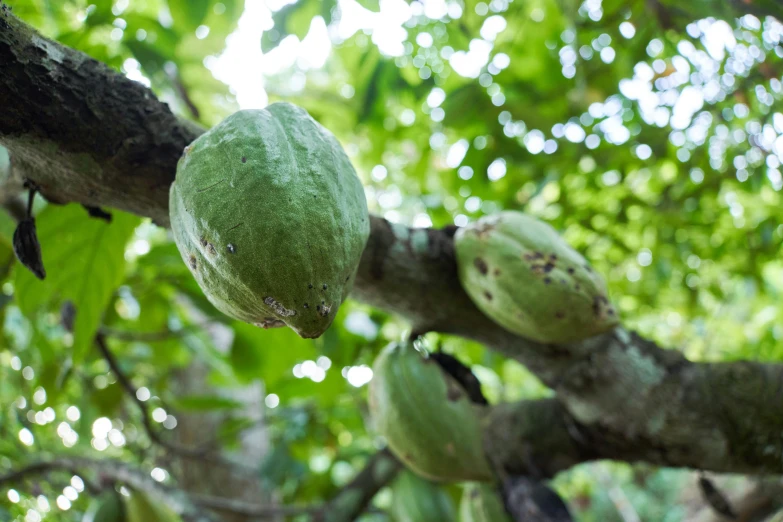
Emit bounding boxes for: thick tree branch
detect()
[2,10,783,488]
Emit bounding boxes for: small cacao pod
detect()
[391,470,457,522]
[454,211,618,344]
[169,103,370,338]
[368,341,493,482]
[460,483,511,522]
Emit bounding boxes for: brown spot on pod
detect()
[206,243,217,256]
[308,284,313,289]
[241,156,247,163]
[474,257,488,275]
[567,267,575,274]
[544,277,552,284]
[493,268,501,276]
[188,254,197,270]
[555,311,565,319]
[322,284,328,290]
[484,291,493,301]
[543,262,555,273]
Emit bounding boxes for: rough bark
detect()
[1,6,783,504]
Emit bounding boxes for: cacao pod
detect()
[454,211,618,344]
[169,103,370,339]
[368,341,493,482]
[391,470,457,522]
[460,483,511,522]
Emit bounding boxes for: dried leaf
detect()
[13,217,46,280]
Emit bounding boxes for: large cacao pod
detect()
[460,483,511,522]
[391,470,457,522]
[368,341,493,482]
[454,211,618,344]
[169,103,370,339]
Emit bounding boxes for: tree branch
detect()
[0,457,217,522]
[318,448,402,522]
[1,10,782,487]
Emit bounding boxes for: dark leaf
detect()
[502,476,573,522]
[13,217,45,280]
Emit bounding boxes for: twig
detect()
[94,333,256,473]
[316,448,402,521]
[165,66,200,120]
[98,320,218,342]
[193,494,318,518]
[0,457,217,522]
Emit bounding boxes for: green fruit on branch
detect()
[368,341,493,482]
[82,490,126,522]
[169,103,370,339]
[460,483,512,522]
[391,470,457,522]
[454,211,618,344]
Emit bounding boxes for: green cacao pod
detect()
[391,471,457,522]
[82,490,126,522]
[169,103,370,339]
[454,211,618,344]
[459,483,511,522]
[368,341,493,482]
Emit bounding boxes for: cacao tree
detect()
[1,0,783,521]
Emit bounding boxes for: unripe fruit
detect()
[169,103,370,338]
[454,211,618,344]
[460,483,511,522]
[368,342,493,482]
[391,471,457,522]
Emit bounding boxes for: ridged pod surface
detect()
[391,470,457,522]
[368,342,493,482]
[459,483,511,522]
[454,211,618,344]
[169,103,370,338]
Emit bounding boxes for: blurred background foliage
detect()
[1,0,783,520]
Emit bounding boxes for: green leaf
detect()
[230,322,318,384]
[355,0,380,10]
[173,395,244,411]
[167,0,211,31]
[14,204,140,362]
[262,0,321,52]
